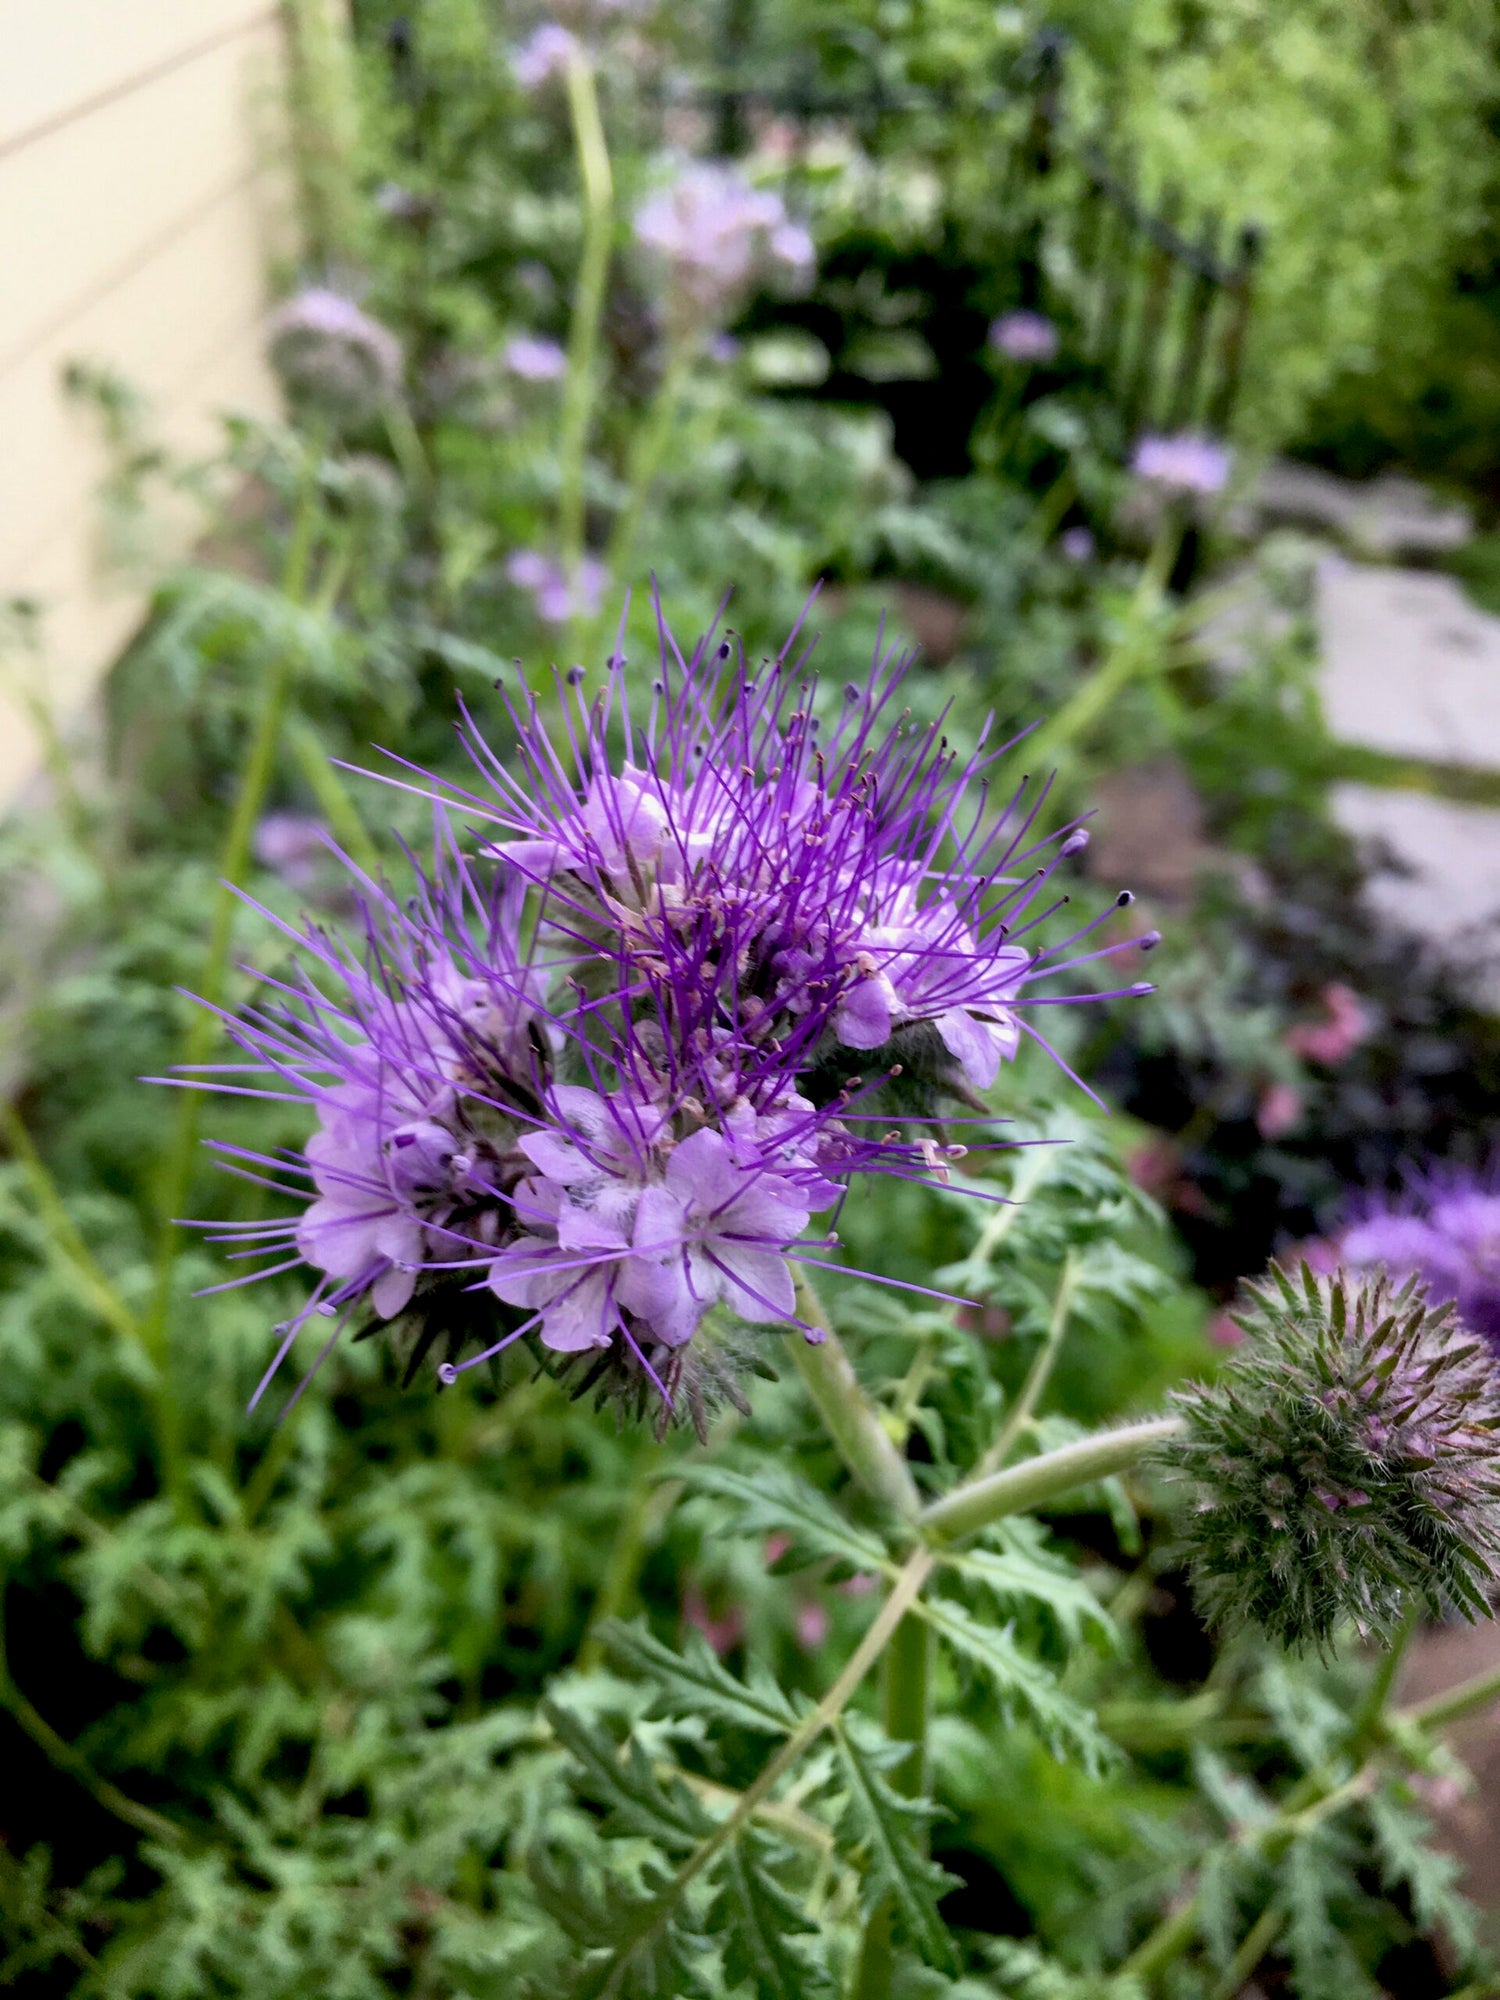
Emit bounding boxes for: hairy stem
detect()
[557,47,613,582]
[595,1545,935,1997]
[852,1608,933,2000]
[920,1416,1183,1545]
[792,1273,922,1521]
[976,1249,1080,1477]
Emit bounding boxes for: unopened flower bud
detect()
[1161,1264,1500,1649]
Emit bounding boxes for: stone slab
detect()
[1331,783,1500,1004]
[1317,560,1500,770]
[1239,458,1471,558]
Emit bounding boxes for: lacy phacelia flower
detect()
[1131,431,1232,497]
[635,163,814,323]
[503,334,569,382]
[177,609,1154,1425]
[505,550,608,624]
[1339,1166,1500,1343]
[1163,1264,1500,1648]
[512,22,578,88]
[988,311,1058,363]
[268,288,403,418]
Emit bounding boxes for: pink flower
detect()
[1131,432,1232,497]
[1207,1310,1243,1350]
[794,1600,830,1650]
[503,334,568,382]
[1256,1081,1304,1140]
[988,310,1058,362]
[1285,983,1370,1067]
[683,1585,744,1658]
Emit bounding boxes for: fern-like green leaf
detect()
[939,1517,1115,1648]
[677,1462,890,1572]
[531,1851,713,2000]
[1367,1782,1478,1962]
[543,1700,712,1855]
[908,1595,1110,1768]
[833,1716,960,1973]
[708,1826,833,1999]
[601,1620,800,1737]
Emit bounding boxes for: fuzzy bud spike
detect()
[1161,1263,1500,1650]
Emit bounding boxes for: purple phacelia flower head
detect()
[988,311,1058,363]
[635,163,814,325]
[505,550,608,624]
[1059,526,1095,564]
[512,22,578,88]
[268,287,403,418]
[1131,431,1232,497]
[173,602,1155,1430]
[503,334,568,382]
[1338,1165,1500,1344]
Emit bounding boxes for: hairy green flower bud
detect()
[1162,1264,1500,1650]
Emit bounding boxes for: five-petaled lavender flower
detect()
[267,287,404,420]
[173,606,1155,1428]
[988,311,1059,363]
[1131,431,1232,497]
[635,163,814,327]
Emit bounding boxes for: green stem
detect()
[1401,1660,1500,1734]
[594,1545,935,1997]
[284,711,382,877]
[791,1274,922,1521]
[557,47,613,581]
[1209,1900,1283,2000]
[602,346,691,591]
[852,1608,933,2000]
[0,1591,184,1849]
[0,1102,144,1356]
[1022,515,1183,772]
[920,1416,1183,1545]
[976,1250,1079,1477]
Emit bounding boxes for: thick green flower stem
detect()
[920,1416,1184,1546]
[557,47,613,584]
[791,1274,922,1521]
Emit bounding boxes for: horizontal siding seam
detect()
[0,5,280,164]
[0,159,270,380]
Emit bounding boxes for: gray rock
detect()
[1318,560,1500,769]
[1332,782,1500,1006]
[1242,458,1471,558]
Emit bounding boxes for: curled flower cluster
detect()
[180,613,1153,1425]
[1338,1164,1500,1344]
[268,288,404,420]
[1164,1264,1500,1648]
[635,163,814,325]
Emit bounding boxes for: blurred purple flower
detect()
[268,287,403,415]
[989,310,1058,363]
[503,334,568,382]
[1340,1167,1500,1343]
[636,162,813,320]
[1132,431,1232,496]
[505,550,607,624]
[1059,526,1096,563]
[254,813,329,892]
[512,22,578,88]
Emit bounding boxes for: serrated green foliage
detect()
[938,1517,1115,1650]
[531,1851,713,2000]
[833,1717,960,1972]
[676,1461,891,1573]
[1366,1781,1479,1964]
[1281,1825,1380,2000]
[707,1828,834,1999]
[544,1700,713,1854]
[910,1593,1112,1770]
[602,1621,800,1737]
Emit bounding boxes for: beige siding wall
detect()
[0,3,293,802]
